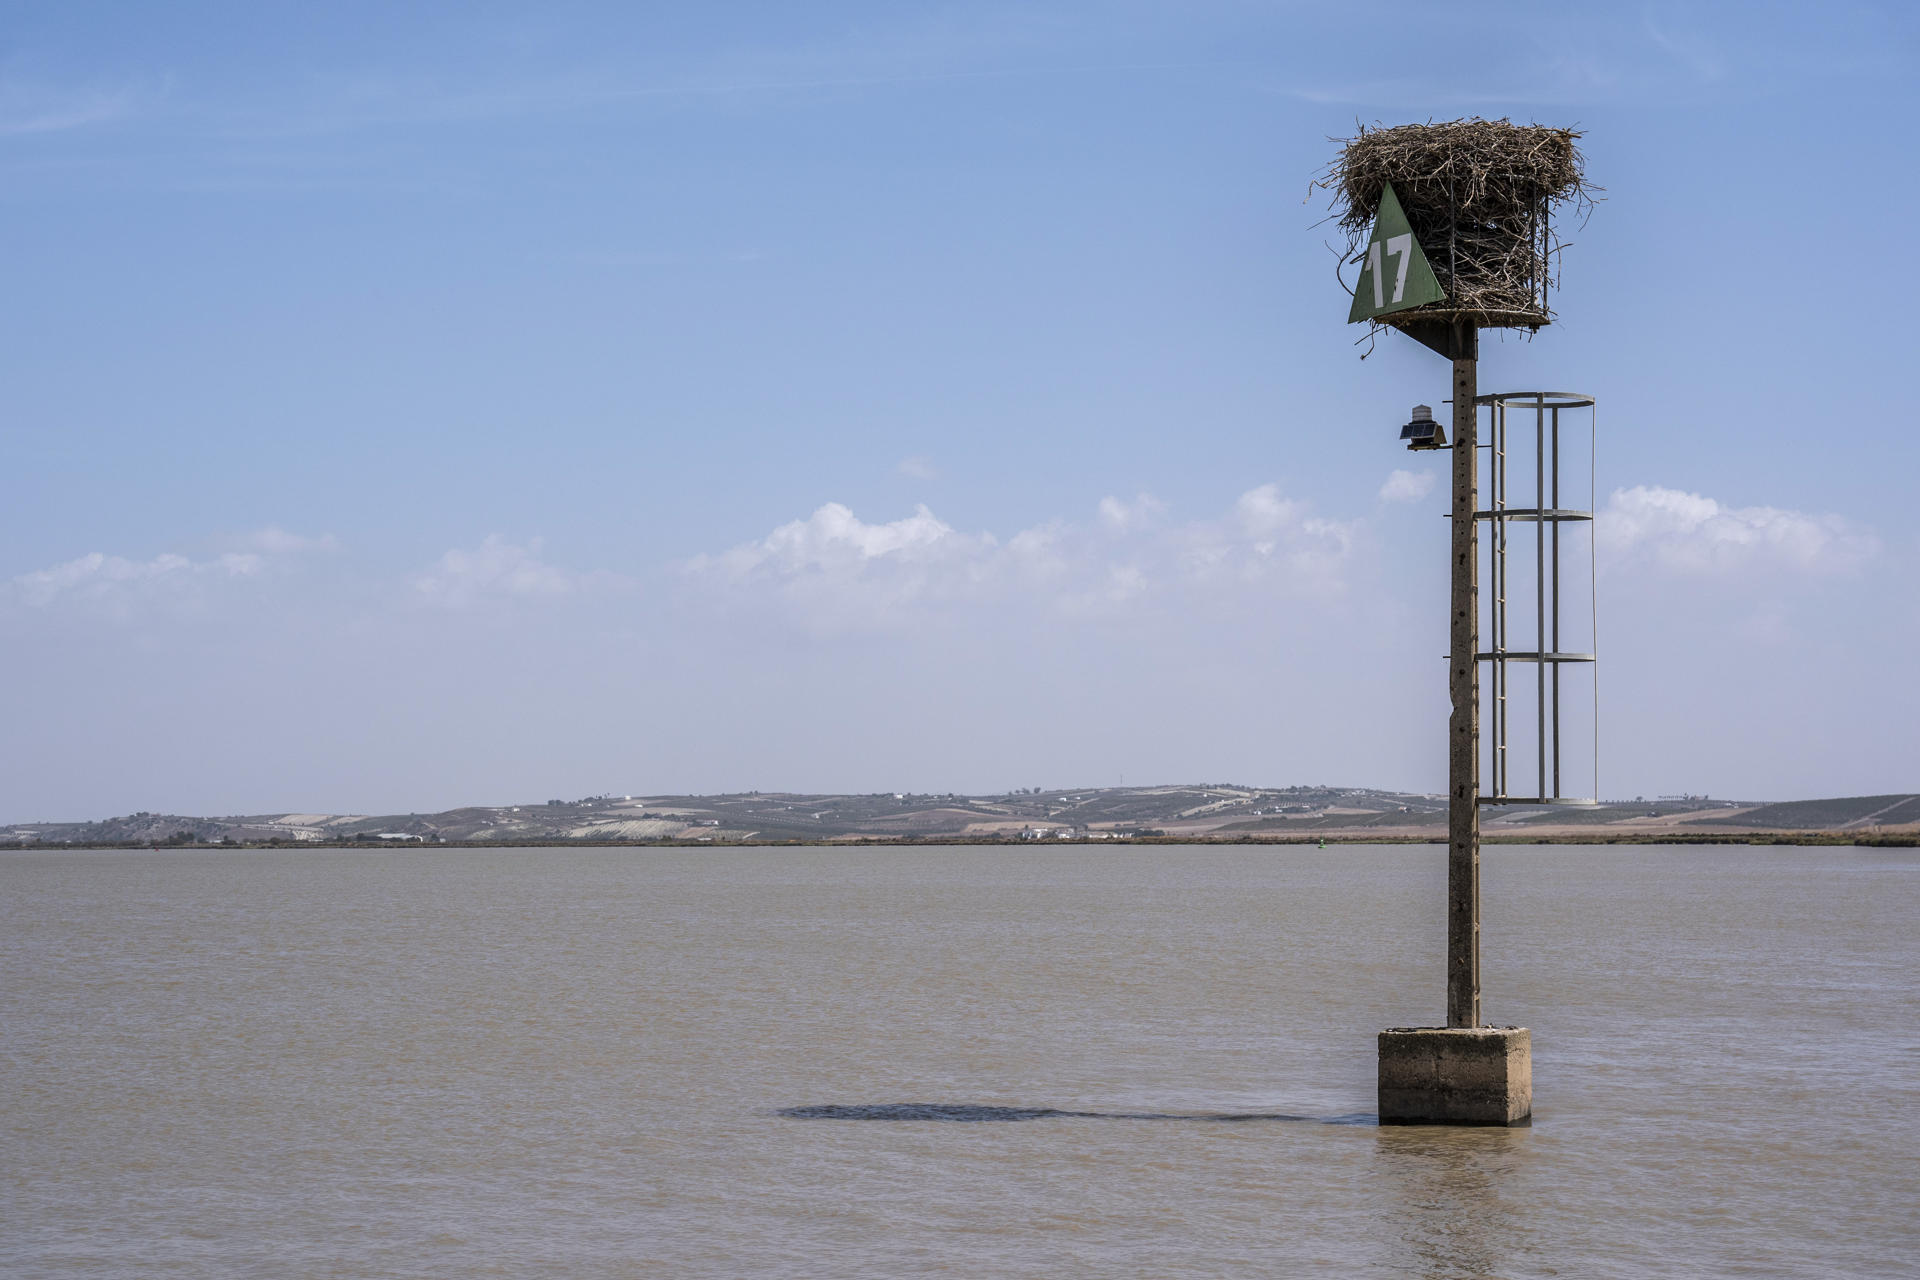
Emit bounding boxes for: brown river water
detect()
[2,844,1915,1277]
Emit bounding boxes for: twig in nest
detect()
[1312,118,1601,327]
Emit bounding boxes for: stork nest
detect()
[1317,118,1597,329]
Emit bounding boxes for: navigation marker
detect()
[1346,182,1446,324]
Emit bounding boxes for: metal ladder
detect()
[1477,392,1598,807]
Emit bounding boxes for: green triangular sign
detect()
[1346,182,1446,323]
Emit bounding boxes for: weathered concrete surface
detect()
[1379,1026,1531,1126]
[1448,345,1481,1031]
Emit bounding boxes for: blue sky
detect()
[3,1,1915,819]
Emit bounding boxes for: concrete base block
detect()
[1378,1026,1531,1126]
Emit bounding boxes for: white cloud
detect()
[17,553,207,606]
[1175,484,1358,589]
[1599,486,1877,576]
[1235,484,1298,540]
[687,503,1000,627]
[412,536,585,606]
[1379,469,1436,503]
[702,503,991,579]
[896,456,938,481]
[1097,492,1166,532]
[690,485,1358,628]
[1057,562,1151,618]
[1002,521,1072,584]
[8,528,331,611]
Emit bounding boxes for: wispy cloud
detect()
[8,526,334,612]
[0,78,146,136]
[896,456,939,481]
[1599,485,1878,576]
[231,526,340,555]
[1280,4,1760,110]
[1378,469,1436,504]
[207,6,1202,140]
[412,535,622,607]
[12,550,259,607]
[1643,10,1729,83]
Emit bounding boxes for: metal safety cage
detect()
[1475,392,1597,807]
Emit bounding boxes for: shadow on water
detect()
[778,1103,1374,1125]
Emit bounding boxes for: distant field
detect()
[1692,795,1920,830]
[1217,810,1442,833]
[1487,803,1731,828]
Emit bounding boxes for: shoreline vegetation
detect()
[5,832,1914,851]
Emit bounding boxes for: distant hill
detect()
[6,785,1917,847]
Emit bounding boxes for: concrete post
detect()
[1377,322,1529,1126]
[1448,336,1480,1031]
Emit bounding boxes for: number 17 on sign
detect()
[1347,182,1446,324]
